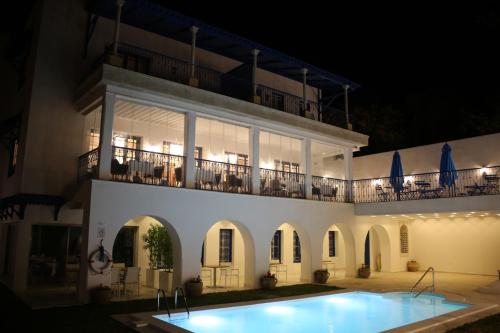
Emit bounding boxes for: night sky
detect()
[161,2,500,155]
[3,2,500,155]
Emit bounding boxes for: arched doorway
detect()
[321,224,355,279]
[364,225,391,272]
[268,223,310,285]
[200,220,253,290]
[111,216,181,298]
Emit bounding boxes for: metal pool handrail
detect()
[174,287,190,318]
[157,289,171,317]
[410,267,435,297]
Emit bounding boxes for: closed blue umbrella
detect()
[389,151,404,200]
[439,143,458,188]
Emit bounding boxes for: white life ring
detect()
[88,247,112,274]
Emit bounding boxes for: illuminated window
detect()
[400,225,409,254]
[219,229,233,263]
[89,129,100,151]
[293,231,301,263]
[112,134,140,163]
[271,230,282,262]
[329,231,336,257]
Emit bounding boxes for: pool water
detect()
[155,291,469,333]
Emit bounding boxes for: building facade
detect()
[0,0,498,304]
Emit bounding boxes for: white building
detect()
[0,0,498,304]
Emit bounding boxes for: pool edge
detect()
[111,289,498,333]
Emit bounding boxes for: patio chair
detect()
[312,184,321,199]
[174,167,183,186]
[111,159,128,180]
[375,185,390,201]
[220,267,240,288]
[153,165,164,185]
[123,267,140,296]
[321,185,334,201]
[276,264,288,284]
[227,174,241,192]
[200,267,213,286]
[270,179,283,196]
[110,267,122,297]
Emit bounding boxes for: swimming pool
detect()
[154,292,469,333]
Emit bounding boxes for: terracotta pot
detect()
[89,287,112,304]
[260,276,277,290]
[185,282,203,297]
[314,270,330,284]
[407,261,419,272]
[358,266,371,279]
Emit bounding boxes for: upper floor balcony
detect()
[92,43,348,127]
[85,0,358,130]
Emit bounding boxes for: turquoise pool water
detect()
[155,292,469,333]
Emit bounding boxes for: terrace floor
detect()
[331,271,500,305]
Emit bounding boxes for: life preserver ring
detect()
[88,247,113,274]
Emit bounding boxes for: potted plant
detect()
[185,276,203,297]
[407,260,419,272]
[89,284,112,304]
[314,269,330,284]
[358,264,371,278]
[260,271,278,290]
[143,225,173,288]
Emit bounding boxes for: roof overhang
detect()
[86,0,360,96]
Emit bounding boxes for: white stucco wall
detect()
[80,179,358,301]
[353,133,500,179]
[411,216,500,275]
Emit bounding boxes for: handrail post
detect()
[432,268,435,293]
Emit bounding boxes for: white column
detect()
[183,111,196,188]
[344,147,353,202]
[302,68,308,117]
[302,137,312,199]
[251,49,260,103]
[343,84,351,130]
[113,0,125,54]
[250,127,260,195]
[97,92,116,180]
[189,26,199,86]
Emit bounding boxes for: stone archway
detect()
[268,222,311,284]
[321,224,356,278]
[200,219,255,289]
[108,215,183,294]
[364,224,391,272]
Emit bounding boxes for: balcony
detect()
[260,169,306,199]
[97,43,347,128]
[195,159,252,194]
[78,147,499,204]
[352,166,500,203]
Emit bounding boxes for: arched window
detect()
[400,225,409,254]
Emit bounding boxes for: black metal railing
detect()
[111,146,184,187]
[260,168,305,199]
[352,166,500,203]
[256,84,318,120]
[78,148,99,182]
[98,43,348,128]
[195,159,252,194]
[312,176,350,203]
[116,43,222,94]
